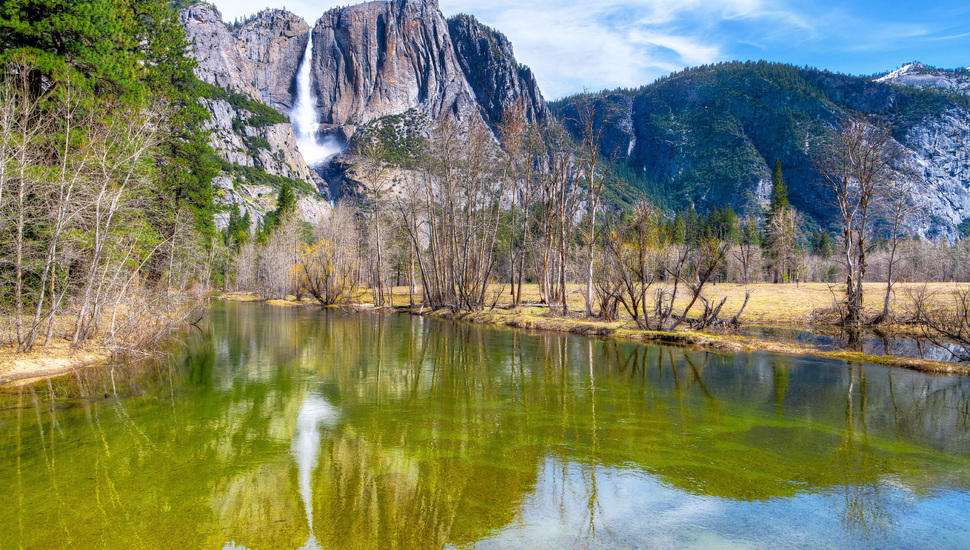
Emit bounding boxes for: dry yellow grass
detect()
[374,281,964,326]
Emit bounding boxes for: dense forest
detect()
[0,0,219,353]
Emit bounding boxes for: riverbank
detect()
[0,341,107,387]
[4,282,967,387]
[219,281,970,376]
[421,306,966,375]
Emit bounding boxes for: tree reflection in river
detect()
[1,302,970,549]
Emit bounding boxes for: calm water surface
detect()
[2,301,970,549]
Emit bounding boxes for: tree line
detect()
[0,0,220,354]
[230,100,970,333]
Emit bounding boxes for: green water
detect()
[2,302,970,549]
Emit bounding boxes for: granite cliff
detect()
[180,0,549,219]
[309,0,480,130]
[447,14,550,128]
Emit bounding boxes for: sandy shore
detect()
[0,341,107,387]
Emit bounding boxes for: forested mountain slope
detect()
[553,61,970,238]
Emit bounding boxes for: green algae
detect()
[0,302,968,549]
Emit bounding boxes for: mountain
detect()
[552,61,970,238]
[179,0,548,225]
[181,4,329,230]
[447,14,550,128]
[181,1,968,238]
[875,62,970,95]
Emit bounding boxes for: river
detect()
[1,301,969,549]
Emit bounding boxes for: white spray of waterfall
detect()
[291,36,342,167]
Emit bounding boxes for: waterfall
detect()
[291,36,342,167]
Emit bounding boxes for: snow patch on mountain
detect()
[876,62,970,95]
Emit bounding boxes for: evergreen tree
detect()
[763,160,798,282]
[741,213,761,246]
[958,216,970,239]
[769,159,789,216]
[810,231,832,258]
[275,180,296,220]
[0,0,144,98]
[684,206,700,246]
[134,0,217,239]
[669,210,685,244]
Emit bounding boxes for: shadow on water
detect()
[743,323,966,361]
[1,301,969,549]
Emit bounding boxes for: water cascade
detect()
[291,36,342,167]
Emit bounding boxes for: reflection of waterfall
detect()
[292,394,339,548]
[291,36,342,167]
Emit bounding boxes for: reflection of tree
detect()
[4,302,970,549]
[0,312,311,549]
[837,364,897,541]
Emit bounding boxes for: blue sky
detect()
[215,0,970,99]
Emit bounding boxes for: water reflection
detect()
[0,302,969,549]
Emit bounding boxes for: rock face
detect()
[310,0,481,128]
[182,4,326,223]
[232,10,310,113]
[181,5,309,112]
[180,4,261,99]
[553,61,970,238]
[447,14,549,129]
[200,95,315,184]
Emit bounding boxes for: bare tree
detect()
[71,102,159,346]
[396,116,505,310]
[910,286,970,362]
[602,202,666,328]
[295,204,361,305]
[766,206,802,284]
[572,93,617,317]
[669,237,730,330]
[815,117,904,327]
[732,213,762,285]
[875,175,917,323]
[0,64,48,348]
[355,139,394,306]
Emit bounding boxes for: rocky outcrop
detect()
[310,0,481,128]
[180,4,261,99]
[232,9,310,113]
[447,14,549,129]
[212,176,331,232]
[199,96,314,184]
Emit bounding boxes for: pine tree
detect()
[769,159,789,217]
[274,180,296,222]
[0,0,145,98]
[764,159,798,283]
